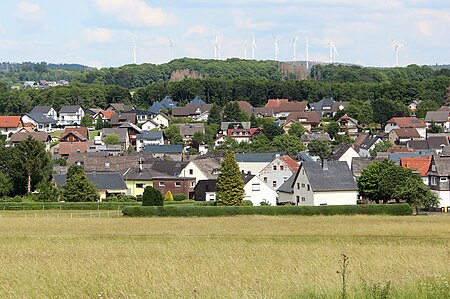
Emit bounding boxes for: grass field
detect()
[0,214,449,298]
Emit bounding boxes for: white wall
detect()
[244,176,277,206]
[292,168,314,205]
[179,161,209,183]
[339,148,360,168]
[152,114,170,128]
[238,162,271,175]
[313,191,358,206]
[142,121,158,131]
[433,190,450,208]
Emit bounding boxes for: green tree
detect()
[345,99,373,125]
[62,165,98,202]
[416,99,439,119]
[271,134,305,157]
[308,140,331,160]
[80,115,94,127]
[334,133,353,145]
[372,98,407,126]
[325,121,340,139]
[260,119,284,140]
[207,103,222,125]
[35,179,60,202]
[164,191,174,201]
[164,125,184,145]
[103,133,121,145]
[427,121,444,133]
[395,173,439,213]
[222,102,243,122]
[216,151,245,206]
[0,173,12,197]
[288,122,305,138]
[357,160,383,203]
[249,114,259,128]
[369,140,393,157]
[142,186,163,206]
[16,136,49,193]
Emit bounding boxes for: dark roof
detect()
[24,113,57,124]
[179,123,205,137]
[329,144,352,160]
[425,111,449,123]
[359,137,380,150]
[59,106,83,113]
[160,96,178,109]
[388,151,435,164]
[101,128,128,143]
[302,161,357,191]
[194,179,218,192]
[111,113,136,125]
[30,106,54,114]
[277,173,296,193]
[147,161,189,176]
[408,137,449,150]
[123,167,171,180]
[144,145,183,154]
[190,96,206,105]
[309,97,335,111]
[54,173,127,191]
[136,131,163,140]
[235,152,283,163]
[10,132,51,142]
[286,111,321,124]
[148,101,164,114]
[351,157,384,177]
[243,107,274,118]
[108,103,134,112]
[241,172,255,184]
[297,151,316,163]
[124,109,151,116]
[172,104,213,117]
[192,157,222,179]
[429,155,450,176]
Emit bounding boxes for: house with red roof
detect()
[400,156,431,184]
[265,98,289,108]
[0,116,23,136]
[283,111,321,132]
[389,128,422,145]
[258,155,300,191]
[385,117,426,138]
[338,114,359,137]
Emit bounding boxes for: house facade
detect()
[242,174,277,206]
[427,154,450,208]
[0,116,23,136]
[258,155,300,191]
[22,113,56,132]
[136,131,164,152]
[384,117,426,138]
[58,106,85,127]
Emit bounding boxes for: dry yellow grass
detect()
[0,215,449,298]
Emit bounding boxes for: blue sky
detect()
[0,0,449,68]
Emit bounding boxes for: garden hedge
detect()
[122,204,412,217]
[0,202,141,211]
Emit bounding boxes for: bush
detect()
[0,202,141,210]
[104,194,136,202]
[123,204,412,217]
[164,191,174,201]
[142,186,163,206]
[242,200,253,206]
[173,194,186,201]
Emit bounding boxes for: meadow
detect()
[0,214,449,298]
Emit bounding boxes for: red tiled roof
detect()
[391,128,421,138]
[280,155,300,172]
[388,147,416,153]
[236,101,253,110]
[102,110,115,120]
[0,116,22,128]
[387,117,426,128]
[64,127,89,139]
[400,156,432,176]
[265,99,289,108]
[272,101,309,114]
[58,142,93,156]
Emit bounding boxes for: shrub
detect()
[242,200,253,206]
[173,194,186,201]
[164,191,174,201]
[142,186,163,206]
[123,204,412,217]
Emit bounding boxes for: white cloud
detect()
[233,10,275,31]
[84,27,114,43]
[185,25,208,37]
[95,0,176,27]
[15,1,45,23]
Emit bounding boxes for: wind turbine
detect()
[214,35,221,60]
[168,38,174,61]
[273,34,281,61]
[328,41,338,64]
[292,36,298,61]
[251,34,257,60]
[306,36,311,69]
[244,40,248,60]
[392,40,404,67]
[132,38,137,64]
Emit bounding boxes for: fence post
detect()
[70,213,73,219]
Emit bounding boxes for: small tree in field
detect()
[216,151,244,206]
[164,191,174,201]
[142,186,163,206]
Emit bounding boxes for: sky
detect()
[0,0,450,68]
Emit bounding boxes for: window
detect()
[105,163,110,167]
[175,182,181,187]
[280,165,284,171]
[264,177,267,183]
[440,177,448,182]
[307,184,310,191]
[431,177,437,186]
[432,165,436,171]
[136,183,146,188]
[273,165,277,171]
[283,176,288,182]
[272,181,277,188]
[159,182,165,187]
[252,183,260,191]
[189,169,193,175]
[296,196,300,205]
[190,182,195,187]
[301,197,306,202]
[297,183,300,189]
[301,183,305,188]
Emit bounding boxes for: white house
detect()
[425,111,450,133]
[329,144,360,168]
[30,106,58,121]
[0,116,23,136]
[150,113,171,128]
[141,119,160,131]
[179,158,222,183]
[136,131,164,152]
[278,160,358,206]
[384,117,426,139]
[58,106,85,127]
[242,173,277,206]
[258,155,300,191]
[235,153,283,175]
[21,113,57,132]
[358,137,382,157]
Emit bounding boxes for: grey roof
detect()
[147,161,189,176]
[241,173,255,184]
[425,111,449,123]
[351,157,384,177]
[59,106,83,113]
[309,97,335,111]
[190,96,206,105]
[123,167,171,181]
[24,113,57,124]
[194,179,218,192]
[301,132,331,143]
[429,155,450,176]
[277,173,296,193]
[119,122,142,133]
[125,109,151,116]
[30,106,53,114]
[179,123,205,137]
[160,96,178,109]
[137,131,163,140]
[111,113,136,125]
[298,151,316,163]
[388,150,435,164]
[302,161,357,191]
[408,137,449,150]
[148,101,164,114]
[192,157,222,179]
[172,104,213,117]
[144,144,183,154]
[108,103,134,112]
[101,128,128,143]
[221,122,251,131]
[54,173,127,191]
[235,152,284,163]
[329,144,352,160]
[359,137,380,150]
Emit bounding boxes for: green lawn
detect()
[0,215,449,298]
[89,129,101,139]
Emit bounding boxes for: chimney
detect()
[322,159,329,170]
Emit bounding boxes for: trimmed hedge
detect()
[122,204,412,217]
[0,202,141,211]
